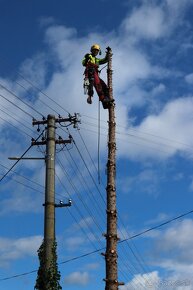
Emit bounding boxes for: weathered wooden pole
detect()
[103,47,124,290]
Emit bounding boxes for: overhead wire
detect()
[1,54,192,154]
[0,103,33,128]
[58,122,158,284]
[81,116,193,155]
[72,135,106,203]
[61,143,105,219]
[81,113,193,151]
[56,131,149,288]
[56,156,105,244]
[0,163,45,192]
[76,129,154,283]
[0,114,33,138]
[76,129,151,272]
[79,123,189,156]
[1,208,193,282]
[0,82,44,118]
[0,52,191,288]
[0,109,184,286]
[55,167,104,250]
[0,106,155,286]
[0,160,71,204]
[15,73,70,114]
[0,93,34,119]
[77,130,152,284]
[0,130,44,182]
[0,171,44,196]
[61,130,152,286]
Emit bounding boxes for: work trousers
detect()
[85,64,108,101]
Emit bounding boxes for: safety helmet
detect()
[91,44,100,51]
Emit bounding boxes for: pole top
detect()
[48,114,55,119]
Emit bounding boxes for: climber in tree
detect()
[82,44,112,109]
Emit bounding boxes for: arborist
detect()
[82,44,113,109]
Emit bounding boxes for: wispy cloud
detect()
[0,235,42,268]
[63,271,90,286]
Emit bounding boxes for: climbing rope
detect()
[98,99,101,184]
[98,64,107,74]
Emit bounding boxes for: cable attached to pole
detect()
[98,99,101,184]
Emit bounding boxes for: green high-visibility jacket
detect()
[82,53,108,67]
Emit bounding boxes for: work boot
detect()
[102,97,114,109]
[87,96,92,104]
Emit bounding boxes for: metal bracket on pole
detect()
[55,199,72,208]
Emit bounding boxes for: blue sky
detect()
[1,0,193,289]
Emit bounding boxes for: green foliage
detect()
[35,240,62,290]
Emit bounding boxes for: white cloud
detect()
[165,0,193,15]
[0,0,193,222]
[122,271,160,290]
[64,271,90,286]
[124,270,192,289]
[65,236,85,251]
[1,3,193,290]
[123,220,193,289]
[146,212,170,225]
[139,219,193,289]
[0,186,43,216]
[185,73,193,84]
[0,0,192,168]
[120,0,193,42]
[19,53,47,89]
[118,168,161,195]
[151,83,166,96]
[121,5,167,39]
[38,16,55,28]
[84,262,99,270]
[0,235,42,268]
[117,96,193,160]
[155,219,193,265]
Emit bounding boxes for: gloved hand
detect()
[85,53,92,62]
[106,46,111,52]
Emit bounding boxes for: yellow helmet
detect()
[91,44,100,51]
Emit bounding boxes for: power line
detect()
[55,169,103,250]
[59,130,151,286]
[0,55,70,115]
[81,114,193,151]
[15,73,70,115]
[76,126,156,278]
[56,157,104,246]
[62,143,105,218]
[79,124,186,156]
[119,209,193,243]
[0,106,36,135]
[0,162,70,203]
[80,116,193,155]
[0,115,32,138]
[0,93,34,119]
[1,208,192,282]
[76,128,153,278]
[0,131,44,182]
[1,53,191,153]
[0,82,44,118]
[72,136,106,203]
[14,79,61,116]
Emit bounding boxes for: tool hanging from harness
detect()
[83,64,108,95]
[83,65,95,98]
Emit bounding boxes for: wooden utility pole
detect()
[32,114,77,288]
[103,48,124,290]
